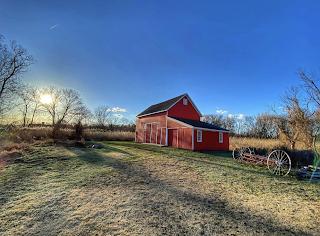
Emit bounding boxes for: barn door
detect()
[168,129,178,148]
[151,123,158,144]
[145,124,151,143]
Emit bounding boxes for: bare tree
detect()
[17,83,32,126]
[224,116,237,134]
[255,113,278,139]
[28,85,42,125]
[297,68,320,107]
[201,114,224,127]
[0,35,36,115]
[272,86,316,149]
[41,86,89,138]
[41,86,62,126]
[94,105,112,128]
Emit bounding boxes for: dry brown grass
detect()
[230,137,285,150]
[84,130,135,141]
[1,142,319,235]
[230,137,313,151]
[2,127,135,142]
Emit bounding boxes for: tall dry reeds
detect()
[229,137,311,151]
[1,127,135,143]
[84,130,135,141]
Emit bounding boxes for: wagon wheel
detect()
[267,150,291,176]
[233,147,252,161]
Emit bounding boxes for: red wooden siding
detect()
[168,129,178,148]
[136,112,167,143]
[167,118,193,149]
[193,129,229,151]
[151,123,157,143]
[145,124,151,143]
[167,118,188,128]
[161,128,166,145]
[167,96,201,121]
[177,128,193,150]
[135,94,229,151]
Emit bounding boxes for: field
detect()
[0,141,320,235]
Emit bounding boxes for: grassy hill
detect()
[0,142,319,235]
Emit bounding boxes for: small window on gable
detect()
[219,132,223,143]
[183,98,188,105]
[197,130,202,142]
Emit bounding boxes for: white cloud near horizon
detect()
[216,110,227,114]
[106,107,127,112]
[228,114,245,119]
[112,107,127,112]
[113,114,123,118]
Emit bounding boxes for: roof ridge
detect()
[150,94,186,106]
[136,94,187,117]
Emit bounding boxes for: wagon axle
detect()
[232,147,291,176]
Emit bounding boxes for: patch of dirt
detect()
[0,151,20,173]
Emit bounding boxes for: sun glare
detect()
[40,94,52,104]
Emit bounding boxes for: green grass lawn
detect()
[0,141,319,235]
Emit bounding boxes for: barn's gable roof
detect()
[137,93,201,118]
[169,117,230,132]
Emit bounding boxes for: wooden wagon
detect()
[233,147,291,176]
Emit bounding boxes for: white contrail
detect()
[51,24,59,29]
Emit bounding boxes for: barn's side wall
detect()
[167,118,189,128]
[193,129,229,151]
[168,95,200,121]
[135,112,167,144]
[167,119,193,150]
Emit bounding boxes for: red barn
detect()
[135,94,229,151]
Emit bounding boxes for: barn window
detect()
[219,132,223,143]
[183,98,188,105]
[197,130,202,142]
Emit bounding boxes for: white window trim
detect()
[219,132,223,143]
[197,130,202,142]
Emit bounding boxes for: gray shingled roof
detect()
[170,117,229,132]
[137,94,185,117]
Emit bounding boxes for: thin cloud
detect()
[113,114,123,118]
[112,107,127,112]
[216,110,227,114]
[50,24,59,29]
[228,114,245,119]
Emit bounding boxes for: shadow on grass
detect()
[1,142,312,235]
[67,142,311,235]
[107,141,286,179]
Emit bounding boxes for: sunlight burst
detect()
[40,94,52,104]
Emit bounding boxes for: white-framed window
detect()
[183,98,188,105]
[219,132,223,143]
[197,130,202,142]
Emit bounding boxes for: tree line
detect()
[2,34,320,148]
[202,69,320,149]
[0,34,135,134]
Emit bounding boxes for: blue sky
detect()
[1,0,320,121]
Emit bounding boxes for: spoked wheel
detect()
[233,147,252,161]
[267,150,291,176]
